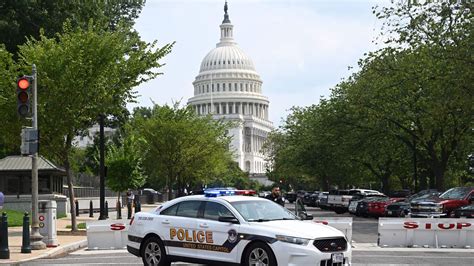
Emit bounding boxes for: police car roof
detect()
[174,195,266,203]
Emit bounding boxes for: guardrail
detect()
[378,218,473,248]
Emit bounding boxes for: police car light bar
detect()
[204,189,236,197]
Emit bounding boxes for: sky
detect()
[131,0,390,126]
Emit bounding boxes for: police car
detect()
[127,189,351,266]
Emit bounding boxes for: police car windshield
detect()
[230,200,297,222]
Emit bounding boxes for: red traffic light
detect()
[17,78,30,90]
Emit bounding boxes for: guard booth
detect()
[38,200,58,247]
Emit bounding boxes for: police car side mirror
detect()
[218,216,240,224]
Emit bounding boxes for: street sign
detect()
[20,127,39,155]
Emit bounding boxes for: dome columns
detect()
[192,101,268,119]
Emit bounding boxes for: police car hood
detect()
[250,220,345,239]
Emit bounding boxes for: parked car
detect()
[355,196,389,217]
[327,190,353,214]
[453,204,474,218]
[303,191,319,206]
[140,188,162,204]
[307,191,322,207]
[367,197,404,217]
[284,191,295,203]
[258,191,271,198]
[385,190,439,217]
[410,187,474,217]
[318,192,330,210]
[348,193,385,215]
[0,191,4,210]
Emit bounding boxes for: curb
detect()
[0,240,87,265]
[352,243,473,253]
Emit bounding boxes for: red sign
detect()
[403,221,471,230]
[110,223,126,231]
[39,215,45,221]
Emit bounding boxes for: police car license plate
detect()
[332,253,344,263]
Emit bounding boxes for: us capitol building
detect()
[188,2,273,176]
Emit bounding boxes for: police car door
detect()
[160,200,202,258]
[193,201,241,263]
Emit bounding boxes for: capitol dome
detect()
[188,1,273,175]
[199,45,256,72]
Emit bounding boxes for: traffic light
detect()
[17,76,32,117]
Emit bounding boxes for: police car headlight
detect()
[275,235,310,245]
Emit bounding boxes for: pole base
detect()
[21,247,32,253]
[30,229,46,250]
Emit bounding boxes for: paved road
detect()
[25,204,474,265]
[286,203,379,243]
[27,248,474,265]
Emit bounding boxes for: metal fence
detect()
[62,187,117,198]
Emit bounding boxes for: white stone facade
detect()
[188,3,273,174]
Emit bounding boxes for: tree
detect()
[0,45,20,158]
[130,104,235,198]
[106,135,146,204]
[16,23,173,231]
[0,0,146,54]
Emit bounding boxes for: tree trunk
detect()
[433,164,445,191]
[64,151,78,232]
[381,174,391,195]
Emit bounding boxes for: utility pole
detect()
[30,64,46,250]
[98,114,106,220]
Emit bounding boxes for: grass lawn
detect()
[66,222,86,230]
[1,209,30,227]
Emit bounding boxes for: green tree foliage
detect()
[13,23,172,230]
[0,46,19,158]
[267,1,473,192]
[0,0,146,54]
[106,135,146,201]
[129,104,236,198]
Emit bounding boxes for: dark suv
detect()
[385,190,439,217]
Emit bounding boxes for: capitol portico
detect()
[188,2,273,174]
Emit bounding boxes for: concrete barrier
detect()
[311,217,353,242]
[378,218,473,248]
[86,220,128,250]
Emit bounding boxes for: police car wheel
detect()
[141,236,169,266]
[243,242,277,266]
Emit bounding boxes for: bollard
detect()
[116,200,122,219]
[105,201,109,218]
[21,212,31,253]
[89,200,93,218]
[127,202,132,219]
[75,200,80,217]
[0,212,10,259]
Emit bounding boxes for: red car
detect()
[411,187,474,217]
[367,197,404,217]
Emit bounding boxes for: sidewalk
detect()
[0,204,159,265]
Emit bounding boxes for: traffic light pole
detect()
[30,64,46,250]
